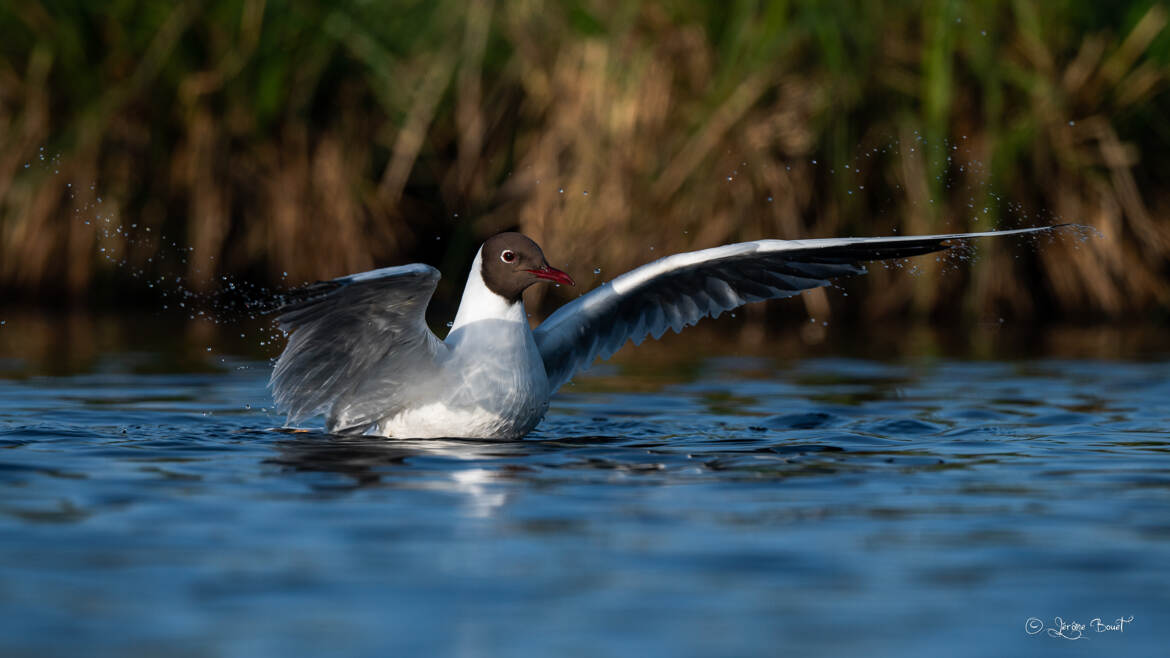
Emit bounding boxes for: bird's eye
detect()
[500,250,516,263]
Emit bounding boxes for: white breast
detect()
[370,248,551,439]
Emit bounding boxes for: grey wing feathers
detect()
[534,226,1062,391]
[270,263,445,432]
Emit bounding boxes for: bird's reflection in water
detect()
[265,429,550,517]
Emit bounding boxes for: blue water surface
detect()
[0,321,1167,657]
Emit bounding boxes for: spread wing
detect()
[269,263,446,433]
[534,226,1063,391]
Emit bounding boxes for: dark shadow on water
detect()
[263,429,643,490]
[259,422,993,493]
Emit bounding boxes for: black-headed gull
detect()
[271,227,1061,438]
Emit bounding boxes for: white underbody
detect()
[368,250,551,439]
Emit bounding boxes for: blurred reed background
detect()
[1,0,1168,325]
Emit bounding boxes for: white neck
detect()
[449,247,527,332]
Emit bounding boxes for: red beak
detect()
[527,265,575,286]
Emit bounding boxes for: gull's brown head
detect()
[480,232,574,302]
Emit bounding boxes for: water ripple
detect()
[0,353,1168,656]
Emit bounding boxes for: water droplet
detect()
[558,188,564,194]
[582,190,589,196]
[593,268,601,275]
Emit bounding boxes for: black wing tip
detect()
[939,223,1071,240]
[791,241,951,264]
[801,224,1077,263]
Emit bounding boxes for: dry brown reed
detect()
[0,0,1167,325]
